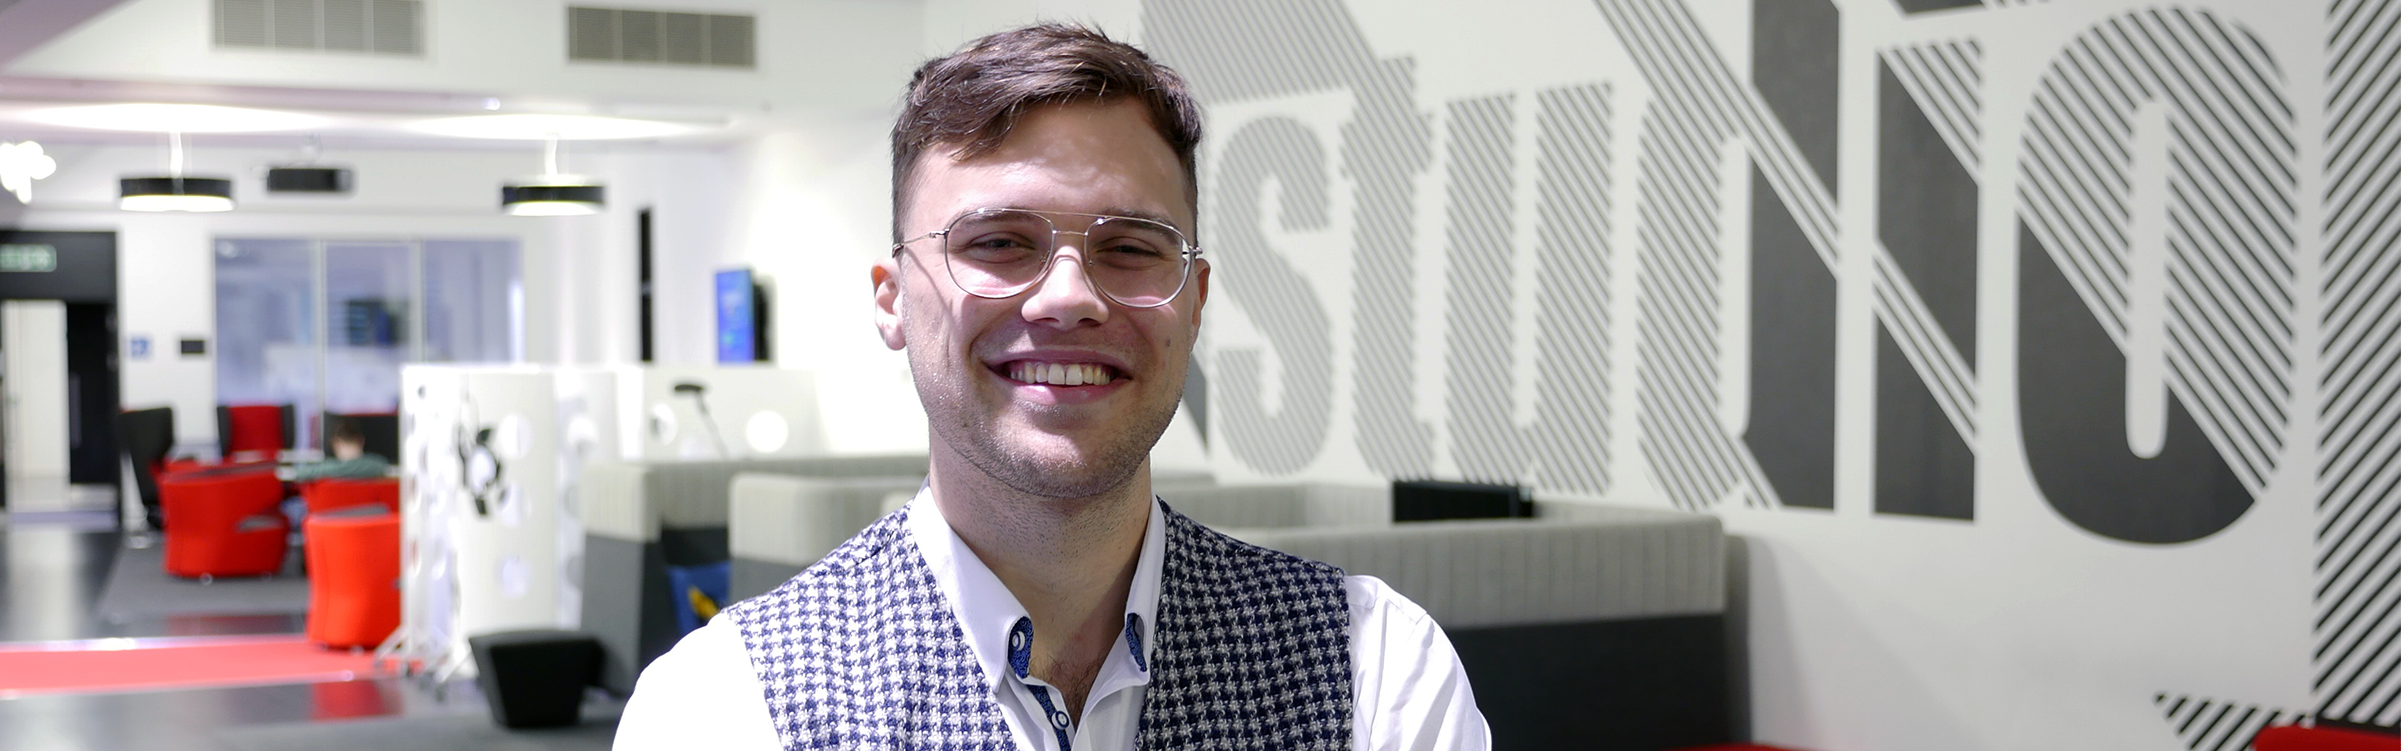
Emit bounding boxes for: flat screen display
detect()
[715,268,755,363]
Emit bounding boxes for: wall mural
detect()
[1142,0,2398,747]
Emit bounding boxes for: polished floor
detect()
[0,505,621,751]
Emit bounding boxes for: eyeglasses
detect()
[892,208,1203,308]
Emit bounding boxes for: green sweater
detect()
[291,454,393,483]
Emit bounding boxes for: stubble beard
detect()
[918,359,1179,501]
[904,291,1182,502]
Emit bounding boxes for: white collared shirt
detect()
[615,491,1490,751]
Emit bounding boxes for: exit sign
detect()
[0,244,55,272]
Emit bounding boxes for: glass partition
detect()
[423,239,523,363]
[213,237,521,449]
[214,239,321,444]
[323,241,413,416]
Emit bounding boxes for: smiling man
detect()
[615,24,1486,751]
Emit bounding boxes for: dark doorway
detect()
[65,303,119,485]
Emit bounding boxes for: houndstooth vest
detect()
[724,503,1354,750]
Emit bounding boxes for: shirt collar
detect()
[904,484,1166,694]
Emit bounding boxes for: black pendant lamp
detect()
[120,131,233,212]
[503,135,603,216]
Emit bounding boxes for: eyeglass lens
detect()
[941,209,1191,307]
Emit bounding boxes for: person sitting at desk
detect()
[291,418,391,483]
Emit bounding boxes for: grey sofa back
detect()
[1155,483,1391,529]
[1237,503,1731,751]
[579,453,927,692]
[726,474,923,601]
[1230,507,1723,629]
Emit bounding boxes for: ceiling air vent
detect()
[214,0,424,55]
[567,6,755,69]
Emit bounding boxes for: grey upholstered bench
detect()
[1233,503,1731,751]
[581,453,929,692]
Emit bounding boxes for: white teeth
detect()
[1011,362,1112,386]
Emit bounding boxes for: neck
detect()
[926,445,1151,720]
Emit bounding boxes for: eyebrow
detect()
[1093,206,1182,227]
[950,206,1186,230]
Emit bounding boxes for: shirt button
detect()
[1050,711,1069,729]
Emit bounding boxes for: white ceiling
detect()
[0,0,930,149]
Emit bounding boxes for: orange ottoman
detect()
[160,467,289,578]
[305,510,402,649]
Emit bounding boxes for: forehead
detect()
[908,100,1192,229]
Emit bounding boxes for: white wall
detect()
[904,0,2384,748]
[6,0,925,116]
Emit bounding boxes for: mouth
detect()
[999,360,1124,387]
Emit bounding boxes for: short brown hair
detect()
[891,23,1204,241]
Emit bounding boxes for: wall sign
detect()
[0,244,56,273]
[1143,0,2398,745]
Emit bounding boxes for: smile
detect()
[1005,361,1121,387]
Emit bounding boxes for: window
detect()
[215,237,521,448]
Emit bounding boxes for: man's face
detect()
[874,100,1208,500]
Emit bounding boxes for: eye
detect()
[954,234,1041,263]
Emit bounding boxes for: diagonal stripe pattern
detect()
[1600,0,1983,508]
[1146,0,1444,478]
[2316,0,2401,728]
[2155,693,2302,751]
[1881,39,1986,172]
[2015,8,2299,495]
[1439,85,1618,496]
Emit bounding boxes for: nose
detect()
[1018,238,1111,328]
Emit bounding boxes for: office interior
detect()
[0,0,2388,750]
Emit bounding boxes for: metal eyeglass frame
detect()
[891,207,1205,309]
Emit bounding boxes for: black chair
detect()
[1392,479,1532,521]
[116,407,177,530]
[323,411,401,463]
[469,630,603,728]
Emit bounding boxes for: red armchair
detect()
[301,477,401,516]
[305,510,401,649]
[2255,724,2399,751]
[160,467,289,578]
[219,404,292,463]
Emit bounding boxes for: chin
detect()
[944,425,1146,501]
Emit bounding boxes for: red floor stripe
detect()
[0,635,383,697]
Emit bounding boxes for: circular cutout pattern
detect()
[745,411,790,454]
[492,414,532,460]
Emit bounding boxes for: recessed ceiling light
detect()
[411,114,692,140]
[28,103,326,133]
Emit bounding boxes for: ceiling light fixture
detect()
[502,135,602,216]
[30,103,325,133]
[120,131,233,212]
[412,114,691,141]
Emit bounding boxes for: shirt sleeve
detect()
[612,616,783,750]
[1346,575,1492,751]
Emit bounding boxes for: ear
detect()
[1185,258,1210,333]
[872,255,907,350]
